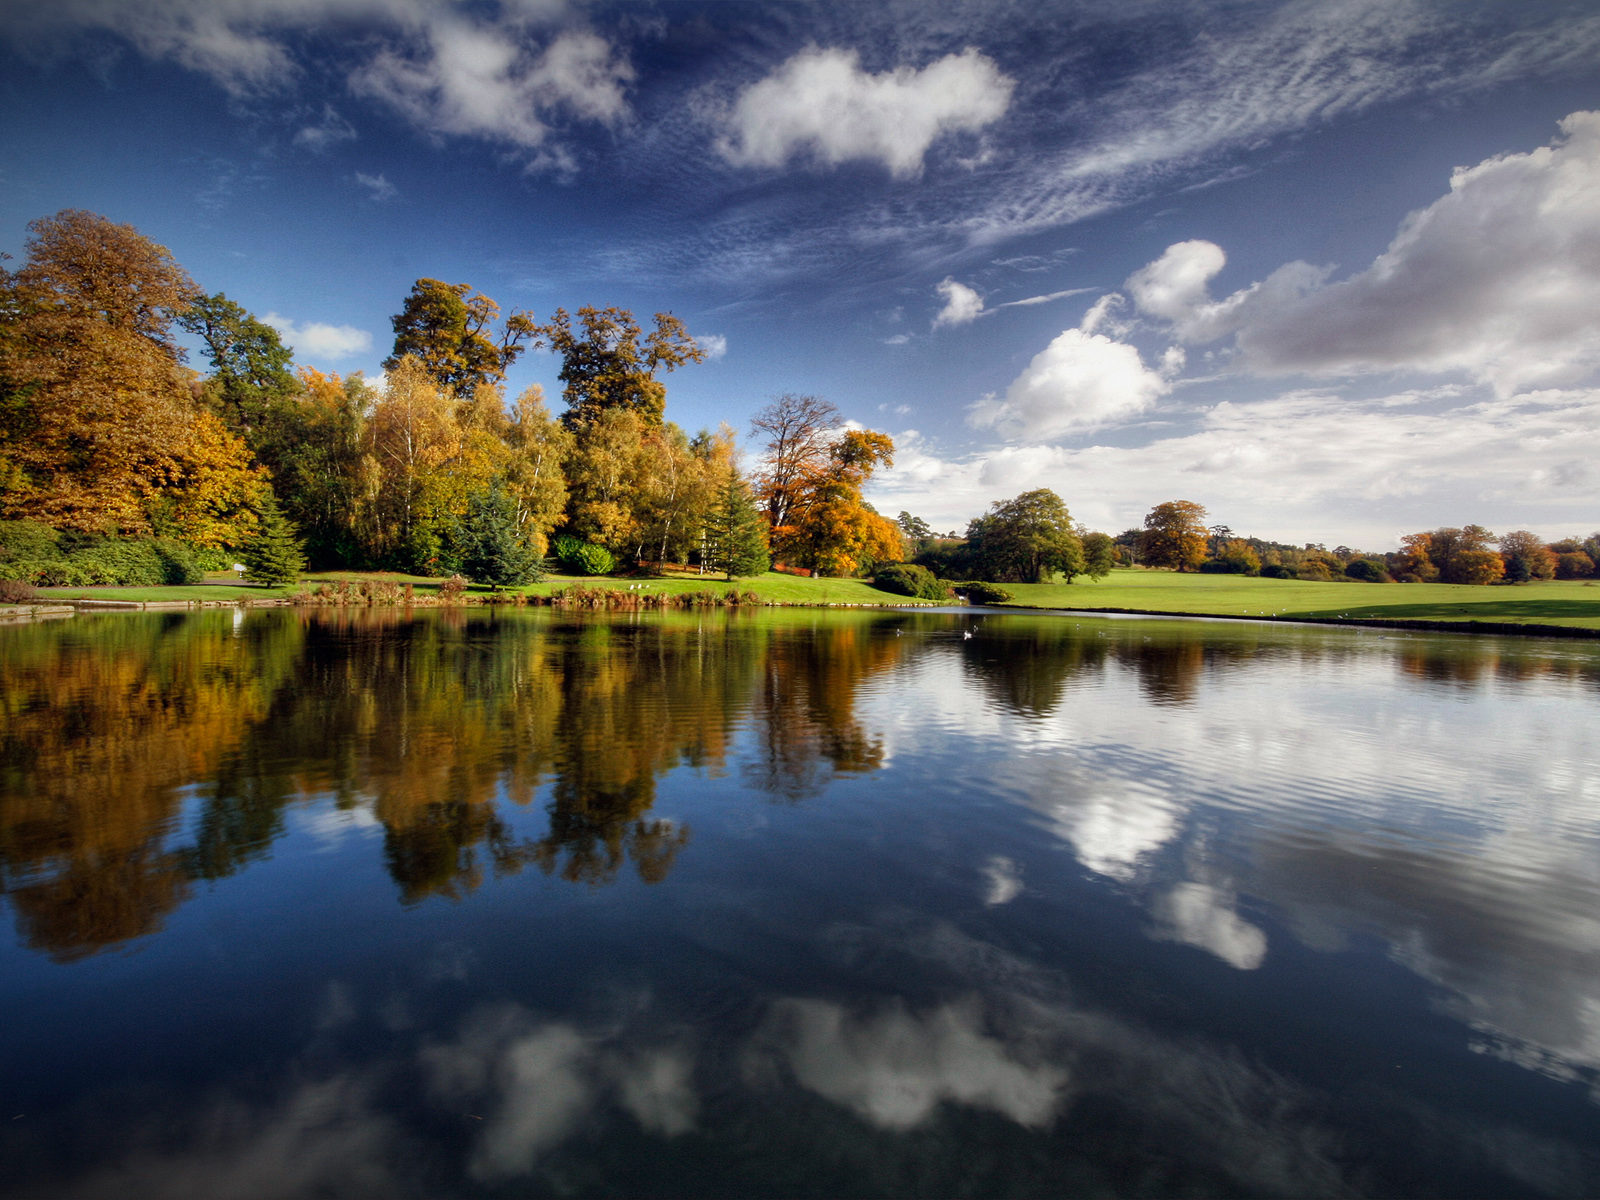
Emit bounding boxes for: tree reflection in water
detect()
[0,608,912,953]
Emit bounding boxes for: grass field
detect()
[997,569,1600,631]
[17,566,1600,632]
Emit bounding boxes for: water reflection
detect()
[4,609,1600,1196]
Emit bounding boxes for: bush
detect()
[0,578,40,603]
[872,563,953,600]
[57,536,167,586]
[554,535,616,576]
[957,580,1013,604]
[153,539,205,585]
[438,574,468,602]
[0,520,63,565]
[1259,563,1295,579]
[1344,558,1390,583]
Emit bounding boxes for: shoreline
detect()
[5,594,1598,639]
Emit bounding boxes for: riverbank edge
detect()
[995,602,1600,640]
[4,595,1598,639]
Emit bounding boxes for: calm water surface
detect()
[2,607,1598,1197]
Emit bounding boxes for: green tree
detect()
[896,511,933,554]
[703,467,770,580]
[242,493,306,586]
[460,483,542,589]
[1141,500,1208,571]
[540,306,703,429]
[1081,529,1116,579]
[964,489,1084,583]
[384,279,537,393]
[179,292,299,436]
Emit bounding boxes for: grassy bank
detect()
[996,569,1600,631]
[16,566,1600,632]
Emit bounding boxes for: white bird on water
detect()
[963,630,973,640]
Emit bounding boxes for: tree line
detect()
[2,210,1594,593]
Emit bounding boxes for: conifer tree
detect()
[242,494,307,587]
[461,483,542,589]
[704,469,769,580]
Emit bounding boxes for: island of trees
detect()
[2,211,1596,597]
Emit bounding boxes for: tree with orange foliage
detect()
[1140,500,1208,571]
[0,210,265,546]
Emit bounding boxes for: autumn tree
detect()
[1391,532,1438,582]
[750,394,839,531]
[501,385,571,558]
[1498,530,1557,582]
[1422,525,1504,585]
[361,356,466,570]
[385,279,537,393]
[0,210,265,546]
[964,489,1085,583]
[541,306,703,429]
[1141,501,1208,571]
[768,427,901,576]
[274,367,370,567]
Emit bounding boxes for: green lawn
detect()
[21,566,1600,632]
[27,568,921,608]
[998,569,1600,630]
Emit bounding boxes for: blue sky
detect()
[2,0,1597,549]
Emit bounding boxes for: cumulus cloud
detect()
[966,297,1173,439]
[876,384,1600,551]
[353,24,632,164]
[717,46,1013,177]
[751,997,1066,1130]
[695,333,727,360]
[932,277,983,328]
[1128,112,1600,396]
[264,312,373,360]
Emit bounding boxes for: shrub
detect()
[0,578,40,603]
[0,520,63,565]
[438,574,468,602]
[554,535,616,576]
[1344,558,1390,583]
[872,563,953,600]
[57,536,166,586]
[1259,563,1295,579]
[153,539,205,585]
[958,580,1013,604]
[1297,560,1334,581]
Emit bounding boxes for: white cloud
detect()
[353,24,632,165]
[264,312,373,360]
[695,333,727,360]
[1129,113,1600,396]
[717,46,1013,177]
[752,997,1066,1130]
[1151,882,1268,971]
[353,171,396,201]
[878,384,1600,550]
[967,298,1171,440]
[932,277,983,328]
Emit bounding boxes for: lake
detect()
[2,606,1598,1197]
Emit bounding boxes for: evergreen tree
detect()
[242,494,306,587]
[461,483,542,589]
[703,469,770,580]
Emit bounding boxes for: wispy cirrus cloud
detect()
[5,1,629,172]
